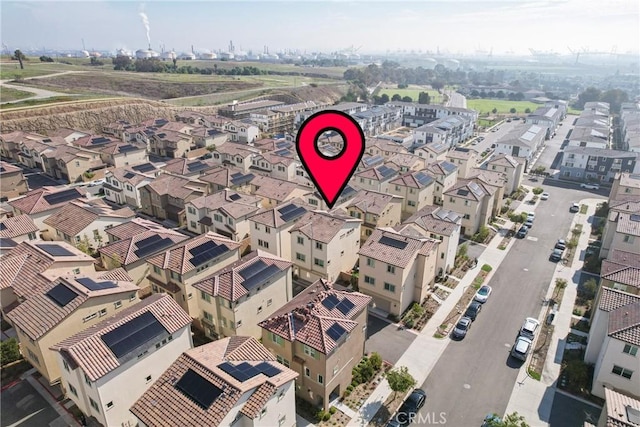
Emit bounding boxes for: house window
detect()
[366,258,375,267]
[308,199,318,206]
[170,271,182,281]
[296,253,306,262]
[384,282,396,293]
[89,398,100,413]
[258,239,269,248]
[145,375,152,383]
[187,206,195,214]
[315,242,323,250]
[98,308,107,317]
[257,306,262,314]
[106,401,114,409]
[314,258,324,267]
[387,265,395,274]
[303,345,316,358]
[276,355,290,367]
[85,373,92,386]
[623,344,638,357]
[129,293,136,302]
[63,359,70,371]
[318,374,324,384]
[28,232,36,240]
[265,226,271,234]
[72,268,80,275]
[364,275,375,285]
[254,223,260,231]
[612,365,633,379]
[408,200,416,207]
[213,214,223,222]
[267,298,273,306]
[27,349,40,365]
[93,229,100,239]
[203,311,214,323]
[153,265,161,275]
[69,384,78,396]
[227,217,234,225]
[624,235,635,244]
[270,332,284,346]
[201,291,211,303]
[297,236,304,245]
[305,367,311,377]
[83,313,97,322]
[114,301,122,309]
[190,221,196,228]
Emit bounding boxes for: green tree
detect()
[575,87,601,109]
[532,187,544,195]
[112,55,132,70]
[579,278,598,301]
[76,234,93,256]
[431,80,445,91]
[385,366,416,399]
[1,338,21,365]
[491,107,498,114]
[401,96,413,102]
[510,107,517,114]
[600,89,629,113]
[418,91,431,104]
[525,108,531,113]
[380,93,389,104]
[457,242,468,259]
[484,411,530,427]
[391,94,402,101]
[13,49,26,69]
[369,352,382,371]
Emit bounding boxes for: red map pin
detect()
[296,110,365,209]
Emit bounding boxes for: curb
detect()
[1,379,20,391]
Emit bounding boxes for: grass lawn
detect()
[0,86,33,102]
[378,86,442,103]
[0,60,88,80]
[0,95,111,110]
[467,99,541,115]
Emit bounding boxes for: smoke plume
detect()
[139,12,151,46]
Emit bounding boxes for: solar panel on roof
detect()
[378,235,408,250]
[242,264,281,291]
[123,172,136,179]
[229,193,241,201]
[231,173,254,186]
[377,165,396,179]
[326,323,347,341]
[36,244,75,256]
[414,172,432,187]
[280,206,306,222]
[101,311,167,359]
[46,283,79,307]
[336,298,356,315]
[187,161,207,172]
[456,189,469,196]
[91,137,110,145]
[0,237,17,248]
[239,260,268,280]
[134,237,174,259]
[218,361,281,382]
[322,294,340,310]
[132,163,155,173]
[118,144,138,153]
[76,277,118,291]
[175,368,222,409]
[230,172,242,179]
[277,204,297,215]
[189,240,229,266]
[255,362,281,377]
[43,189,80,205]
[136,234,162,248]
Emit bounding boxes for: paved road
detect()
[533,114,579,173]
[471,119,522,159]
[418,184,604,426]
[446,90,467,108]
[365,315,416,365]
[0,71,84,104]
[0,380,61,427]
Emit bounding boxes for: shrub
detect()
[329,407,337,415]
[1,338,21,366]
[369,352,382,371]
[472,226,490,242]
[316,410,327,422]
[346,385,354,393]
[410,303,424,317]
[323,412,331,421]
[532,187,544,195]
[481,264,492,272]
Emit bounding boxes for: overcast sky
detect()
[2,0,639,56]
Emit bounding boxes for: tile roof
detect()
[143,174,204,200]
[603,387,640,427]
[355,164,399,182]
[9,187,85,215]
[51,294,191,381]
[130,336,297,427]
[617,173,640,189]
[146,232,241,275]
[7,274,138,340]
[608,301,640,346]
[97,268,133,282]
[193,250,292,302]
[386,154,425,169]
[189,189,262,218]
[290,211,359,244]
[601,250,640,289]
[259,279,371,354]
[598,287,640,312]
[0,215,38,238]
[43,201,135,237]
[161,158,218,176]
[445,179,487,201]
[345,190,403,216]
[199,166,255,188]
[248,198,310,228]
[400,205,462,236]
[0,161,23,174]
[616,212,640,237]
[99,229,190,266]
[107,167,154,187]
[358,228,439,268]
[105,218,169,241]
[487,154,525,168]
[425,161,458,178]
[390,170,435,189]
[250,175,303,202]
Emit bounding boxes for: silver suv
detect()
[519,317,540,340]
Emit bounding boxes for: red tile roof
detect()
[99,229,189,266]
[0,215,38,238]
[609,301,640,346]
[603,387,640,427]
[130,336,297,427]
[9,187,85,215]
[290,210,359,244]
[105,218,167,241]
[598,287,640,312]
[358,228,439,268]
[51,294,191,381]
[43,201,135,237]
[248,198,310,228]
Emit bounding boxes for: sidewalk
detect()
[347,218,519,426]
[504,198,603,426]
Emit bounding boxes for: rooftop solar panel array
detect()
[277,204,307,222]
[76,277,118,291]
[218,361,281,383]
[36,244,75,257]
[414,172,433,187]
[335,298,355,315]
[326,323,347,341]
[175,369,223,409]
[230,173,255,186]
[378,235,408,250]
[189,240,229,267]
[239,260,282,291]
[123,172,136,179]
[91,137,110,145]
[132,235,179,259]
[377,165,397,179]
[187,161,208,173]
[229,193,241,201]
[46,283,79,307]
[321,294,340,310]
[132,163,155,173]
[101,311,167,359]
[118,144,138,153]
[43,189,80,205]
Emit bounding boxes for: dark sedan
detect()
[465,301,482,321]
[394,389,427,425]
[451,316,472,340]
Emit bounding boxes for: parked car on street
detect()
[570,203,580,213]
[465,301,482,321]
[394,389,427,426]
[540,192,549,200]
[555,239,566,251]
[452,316,472,340]
[526,212,535,221]
[524,219,534,229]
[511,336,533,361]
[550,248,563,262]
[519,317,540,339]
[580,183,600,190]
[474,285,492,303]
[516,225,529,238]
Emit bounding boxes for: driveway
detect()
[549,391,601,427]
[1,380,61,427]
[365,315,416,365]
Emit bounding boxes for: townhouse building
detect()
[559,147,639,184]
[388,171,435,219]
[211,143,260,172]
[620,107,640,153]
[139,174,208,224]
[200,115,260,143]
[486,154,526,195]
[200,166,256,193]
[7,273,140,384]
[358,228,438,317]
[0,214,38,243]
[289,211,361,282]
[414,141,448,163]
[352,105,403,137]
[104,164,159,208]
[259,280,371,410]
[493,124,546,164]
[9,187,87,233]
[424,161,459,205]
[445,148,479,179]
[443,179,495,236]
[0,161,29,199]
[525,106,564,138]
[384,102,478,128]
[353,164,399,193]
[610,173,640,200]
[145,232,242,320]
[193,251,293,340]
[51,294,193,427]
[600,249,640,296]
[219,100,286,120]
[600,199,640,258]
[130,336,298,427]
[344,190,403,242]
[250,153,299,181]
[251,101,323,134]
[250,175,308,209]
[413,115,474,148]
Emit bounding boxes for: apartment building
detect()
[130,336,298,427]
[145,232,241,319]
[185,189,262,240]
[413,115,474,148]
[104,164,159,208]
[388,171,435,219]
[7,273,140,384]
[525,106,564,138]
[445,148,479,179]
[493,124,546,164]
[51,294,192,427]
[560,147,639,184]
[486,154,526,195]
[259,280,371,410]
[443,179,494,236]
[250,101,322,134]
[289,211,361,282]
[193,251,293,339]
[0,161,29,199]
[344,189,403,242]
[248,198,310,260]
[385,102,478,128]
[0,214,38,243]
[424,161,459,205]
[357,228,438,317]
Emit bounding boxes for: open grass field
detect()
[0,95,106,110]
[467,99,542,114]
[0,86,34,102]
[377,85,442,103]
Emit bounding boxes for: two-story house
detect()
[130,336,298,427]
[248,198,310,261]
[9,187,87,234]
[104,164,159,208]
[96,142,148,169]
[358,228,438,317]
[199,166,256,194]
[424,161,459,205]
[0,214,39,243]
[7,273,140,384]
[414,142,448,163]
[388,171,436,220]
[485,154,526,195]
[250,175,308,209]
[51,294,193,427]
[0,161,29,199]
[139,174,208,224]
[353,164,400,193]
[149,130,193,158]
[600,199,640,258]
[145,232,242,319]
[251,153,299,181]
[193,250,293,339]
[211,143,260,171]
[259,280,371,410]
[289,211,361,282]
[343,190,403,242]
[445,147,479,179]
[385,154,426,173]
[596,387,640,427]
[443,179,494,236]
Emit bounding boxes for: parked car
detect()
[452,316,472,340]
[511,336,533,361]
[555,239,566,251]
[580,183,600,190]
[483,414,502,427]
[570,203,580,213]
[474,285,493,303]
[550,248,563,262]
[526,212,535,221]
[519,317,540,339]
[540,192,549,200]
[88,179,105,187]
[516,225,529,238]
[394,389,427,425]
[465,301,483,321]
[386,418,402,427]
[524,219,534,229]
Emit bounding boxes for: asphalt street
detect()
[471,119,521,158]
[548,391,601,427]
[417,184,606,426]
[0,380,60,427]
[365,315,417,365]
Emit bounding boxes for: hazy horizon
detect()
[1,0,639,56]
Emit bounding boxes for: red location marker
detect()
[296,110,365,209]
